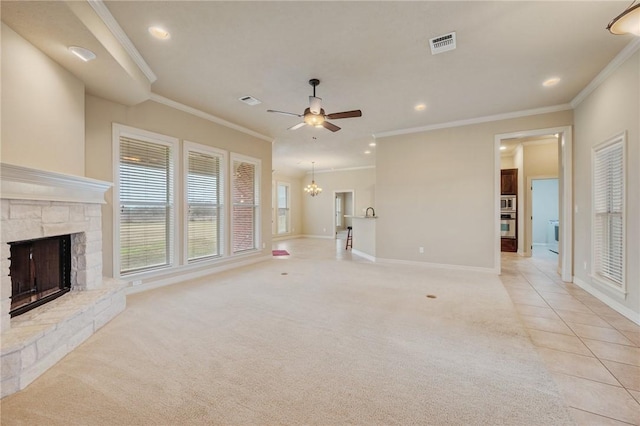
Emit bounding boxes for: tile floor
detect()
[501,247,640,425]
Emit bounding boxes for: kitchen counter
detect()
[345,215,376,260]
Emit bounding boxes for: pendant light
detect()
[304,162,322,197]
[607,1,640,36]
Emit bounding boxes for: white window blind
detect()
[186,147,224,261]
[232,156,260,253]
[593,135,625,290]
[119,135,174,275]
[277,183,290,234]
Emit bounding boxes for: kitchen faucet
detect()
[365,207,375,217]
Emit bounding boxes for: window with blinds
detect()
[232,155,260,253]
[118,133,175,275]
[277,183,290,234]
[185,143,225,262]
[593,133,625,292]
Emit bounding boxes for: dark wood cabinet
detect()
[501,168,518,195]
[501,238,517,252]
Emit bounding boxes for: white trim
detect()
[87,0,157,83]
[377,257,495,274]
[272,234,302,242]
[183,140,228,264]
[112,123,180,279]
[0,163,112,204]
[495,126,573,281]
[375,104,572,139]
[150,93,272,143]
[126,254,271,295]
[301,234,334,240]
[351,249,376,262]
[573,277,639,325]
[571,38,640,108]
[312,165,376,174]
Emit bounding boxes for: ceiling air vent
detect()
[429,32,456,55]
[238,95,261,106]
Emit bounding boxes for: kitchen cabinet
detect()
[501,168,518,195]
[501,238,517,252]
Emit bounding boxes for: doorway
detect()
[334,190,354,239]
[531,178,559,257]
[495,126,572,282]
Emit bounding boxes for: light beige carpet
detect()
[0,239,572,425]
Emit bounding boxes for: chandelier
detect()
[304,162,322,197]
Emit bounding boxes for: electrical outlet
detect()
[132,280,142,286]
[419,247,424,254]
[583,261,587,271]
[262,242,266,249]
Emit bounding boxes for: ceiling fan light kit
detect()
[267,79,362,132]
[607,1,640,36]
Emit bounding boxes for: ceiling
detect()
[1,1,634,177]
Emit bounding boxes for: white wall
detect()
[573,49,639,322]
[301,168,375,237]
[376,111,572,270]
[1,23,85,176]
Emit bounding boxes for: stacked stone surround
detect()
[0,163,126,398]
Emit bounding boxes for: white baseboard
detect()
[351,249,376,262]
[301,234,334,240]
[573,276,640,325]
[272,234,302,242]
[377,257,496,274]
[126,255,271,295]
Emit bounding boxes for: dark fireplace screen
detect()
[9,235,71,317]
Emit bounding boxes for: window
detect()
[231,154,261,253]
[184,142,226,262]
[276,183,290,234]
[592,133,625,292]
[114,125,177,276]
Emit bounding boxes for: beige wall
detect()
[521,139,559,256]
[1,23,85,176]
[376,111,572,270]
[301,168,375,237]
[500,155,515,169]
[272,173,303,239]
[574,50,639,320]
[85,95,272,279]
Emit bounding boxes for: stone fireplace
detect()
[1,164,127,398]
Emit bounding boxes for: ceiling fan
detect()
[267,79,362,132]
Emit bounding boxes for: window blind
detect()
[593,138,624,289]
[232,159,259,253]
[119,136,174,274]
[187,150,223,261]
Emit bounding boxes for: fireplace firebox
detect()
[9,235,72,317]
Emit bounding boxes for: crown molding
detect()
[311,165,376,175]
[150,93,273,143]
[374,104,572,139]
[571,38,640,108]
[87,0,157,83]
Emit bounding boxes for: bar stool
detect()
[345,226,353,250]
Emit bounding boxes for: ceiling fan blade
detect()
[322,121,340,132]
[326,110,362,120]
[288,122,307,131]
[267,109,302,118]
[309,96,322,115]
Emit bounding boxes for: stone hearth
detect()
[0,164,126,398]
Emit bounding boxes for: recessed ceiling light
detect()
[364,150,371,154]
[414,103,427,111]
[369,142,376,147]
[542,77,561,87]
[500,146,507,151]
[68,46,96,62]
[148,26,171,40]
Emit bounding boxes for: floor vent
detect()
[429,32,456,55]
[238,95,261,106]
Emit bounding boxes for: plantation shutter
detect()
[119,136,174,274]
[593,138,624,288]
[187,150,223,261]
[232,159,258,253]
